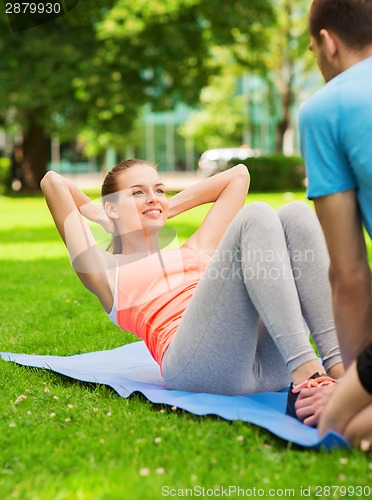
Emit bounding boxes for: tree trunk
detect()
[274,74,294,154]
[274,0,296,154]
[21,121,50,191]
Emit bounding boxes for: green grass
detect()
[0,191,371,500]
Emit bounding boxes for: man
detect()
[296,0,372,447]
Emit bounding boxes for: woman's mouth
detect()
[142,209,162,218]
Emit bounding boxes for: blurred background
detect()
[0,0,322,193]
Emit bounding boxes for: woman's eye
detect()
[132,190,143,196]
[156,189,165,194]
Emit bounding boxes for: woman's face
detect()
[106,164,169,235]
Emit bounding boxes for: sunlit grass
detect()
[0,191,371,500]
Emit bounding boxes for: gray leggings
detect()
[162,202,341,395]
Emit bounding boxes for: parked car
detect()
[197,146,260,177]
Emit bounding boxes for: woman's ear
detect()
[104,201,119,219]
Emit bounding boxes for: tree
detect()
[262,0,315,153]
[178,48,246,152]
[179,0,318,156]
[0,0,273,190]
[0,2,110,189]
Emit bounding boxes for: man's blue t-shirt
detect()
[299,57,372,238]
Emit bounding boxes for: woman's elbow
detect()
[40,170,60,192]
[232,163,250,179]
[237,163,250,190]
[231,163,250,187]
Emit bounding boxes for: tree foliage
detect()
[179,0,319,156]
[179,48,246,152]
[263,0,315,152]
[0,0,273,189]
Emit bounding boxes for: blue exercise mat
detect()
[0,341,349,450]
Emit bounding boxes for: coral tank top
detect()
[115,246,210,365]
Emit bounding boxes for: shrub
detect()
[226,154,306,192]
[0,157,11,191]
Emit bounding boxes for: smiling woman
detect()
[39,157,344,427]
[101,159,169,253]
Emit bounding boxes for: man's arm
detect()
[314,190,372,368]
[318,360,372,444]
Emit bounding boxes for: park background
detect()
[1,0,320,190]
[0,1,371,499]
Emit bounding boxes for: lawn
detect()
[0,190,371,500]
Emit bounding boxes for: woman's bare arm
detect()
[40,171,115,311]
[168,164,250,252]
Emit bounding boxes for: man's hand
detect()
[295,383,337,427]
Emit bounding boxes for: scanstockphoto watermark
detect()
[161,485,372,497]
[162,485,297,497]
[3,0,79,33]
